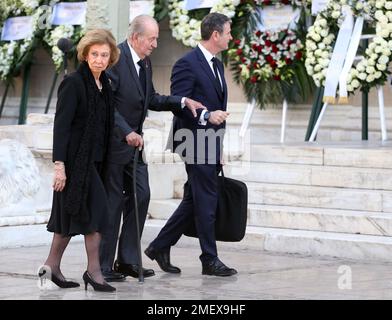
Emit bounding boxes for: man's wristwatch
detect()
[203,111,211,121]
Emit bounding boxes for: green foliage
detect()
[154,0,170,21]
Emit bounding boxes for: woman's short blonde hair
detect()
[77,29,120,68]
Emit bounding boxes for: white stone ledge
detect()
[0,213,49,227]
[247,182,385,212]
[248,204,392,237]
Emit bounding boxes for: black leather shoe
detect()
[144,245,181,274]
[114,260,155,278]
[102,269,126,282]
[202,259,237,277]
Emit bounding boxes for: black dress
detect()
[47,86,109,237]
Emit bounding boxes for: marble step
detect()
[138,104,391,128]
[171,179,392,213]
[246,182,392,213]
[226,112,392,130]
[226,125,385,144]
[226,101,392,117]
[0,101,56,125]
[248,204,392,236]
[244,143,392,169]
[226,161,392,191]
[248,226,392,262]
[144,219,392,262]
[148,199,392,236]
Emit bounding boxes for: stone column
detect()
[86,0,129,43]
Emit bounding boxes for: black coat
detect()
[106,40,183,164]
[53,72,91,164]
[52,62,114,222]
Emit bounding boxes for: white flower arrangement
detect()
[42,1,86,73]
[168,0,240,47]
[0,0,40,19]
[44,25,75,72]
[305,0,392,93]
[43,24,85,72]
[0,1,44,81]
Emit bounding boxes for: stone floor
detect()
[1,239,392,300]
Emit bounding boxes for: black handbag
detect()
[184,168,248,242]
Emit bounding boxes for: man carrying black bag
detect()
[183,168,248,242]
[145,13,243,277]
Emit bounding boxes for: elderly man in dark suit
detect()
[99,15,204,282]
[145,13,237,277]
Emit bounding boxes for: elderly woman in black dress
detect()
[40,29,120,292]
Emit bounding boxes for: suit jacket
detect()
[169,46,228,164]
[106,40,183,164]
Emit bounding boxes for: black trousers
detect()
[150,164,219,264]
[99,156,150,271]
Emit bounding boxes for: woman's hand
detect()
[53,162,66,192]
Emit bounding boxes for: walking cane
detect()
[133,146,144,283]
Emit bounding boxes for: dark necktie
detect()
[137,59,146,95]
[211,57,222,92]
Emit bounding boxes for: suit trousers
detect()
[99,156,150,271]
[150,163,219,264]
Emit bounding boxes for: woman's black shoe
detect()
[83,271,116,292]
[38,269,80,288]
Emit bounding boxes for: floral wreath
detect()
[228,0,314,107]
[305,0,392,95]
[44,25,85,72]
[43,0,85,73]
[168,0,240,48]
[0,0,45,82]
[230,28,304,81]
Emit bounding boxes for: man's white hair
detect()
[127,14,158,38]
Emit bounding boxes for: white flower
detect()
[366,66,376,74]
[318,19,327,28]
[332,11,341,19]
[356,2,364,10]
[378,55,389,64]
[321,59,330,67]
[351,79,360,88]
[366,74,375,82]
[382,49,391,56]
[358,72,367,80]
[376,1,385,9]
[379,29,390,38]
[314,64,322,72]
[321,51,330,59]
[376,63,387,71]
[320,30,329,38]
[385,1,392,10]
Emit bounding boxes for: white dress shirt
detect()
[197,43,223,87]
[128,42,143,76]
